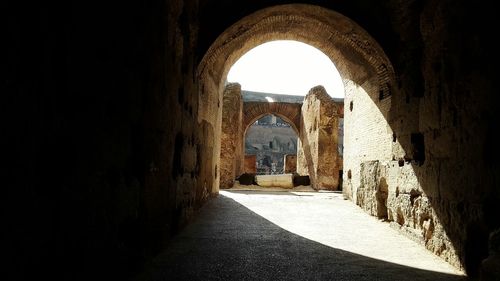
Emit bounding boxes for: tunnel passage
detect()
[9,1,499,279]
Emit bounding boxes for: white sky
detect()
[227,40,344,98]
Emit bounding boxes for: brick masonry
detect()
[297,86,342,190]
[220,83,244,188]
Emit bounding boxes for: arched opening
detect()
[227,40,345,98]
[224,40,345,190]
[245,114,298,175]
[198,4,394,196]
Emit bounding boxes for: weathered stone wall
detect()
[343,76,393,203]
[243,155,257,174]
[386,2,498,274]
[6,0,212,279]
[298,86,341,190]
[220,83,243,188]
[284,155,297,173]
[341,0,500,274]
[343,77,392,199]
[353,159,462,269]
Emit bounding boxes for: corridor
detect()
[136,191,465,281]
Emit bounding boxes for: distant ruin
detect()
[245,114,298,174]
[220,87,344,190]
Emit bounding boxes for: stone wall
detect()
[397,2,497,272]
[343,77,393,202]
[298,86,341,190]
[220,83,243,188]
[284,155,297,173]
[354,159,461,269]
[341,0,500,274]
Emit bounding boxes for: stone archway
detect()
[244,111,300,176]
[242,102,302,136]
[197,4,395,95]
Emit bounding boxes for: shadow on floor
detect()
[134,194,467,281]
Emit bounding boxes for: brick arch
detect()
[243,102,302,136]
[197,4,396,102]
[198,3,398,201]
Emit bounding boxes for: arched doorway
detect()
[245,114,298,175]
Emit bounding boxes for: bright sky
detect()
[227,40,344,98]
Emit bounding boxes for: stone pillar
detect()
[244,155,256,174]
[296,138,308,175]
[220,83,243,188]
[284,154,297,173]
[298,86,341,190]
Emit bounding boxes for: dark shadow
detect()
[135,193,466,281]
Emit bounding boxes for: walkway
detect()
[136,190,466,281]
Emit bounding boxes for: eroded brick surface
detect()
[298,86,342,190]
[220,83,243,188]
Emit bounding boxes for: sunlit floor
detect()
[136,190,466,281]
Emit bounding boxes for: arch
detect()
[197,4,396,104]
[243,102,302,136]
[244,112,299,176]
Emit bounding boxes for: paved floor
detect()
[136,190,466,281]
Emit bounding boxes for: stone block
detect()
[299,86,341,190]
[255,174,294,188]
